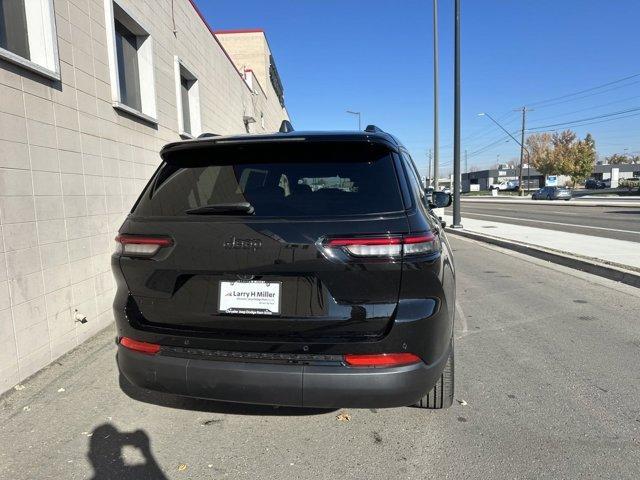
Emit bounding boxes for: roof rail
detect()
[198,132,220,138]
[364,124,384,133]
[279,120,294,133]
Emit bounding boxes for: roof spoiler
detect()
[279,120,294,133]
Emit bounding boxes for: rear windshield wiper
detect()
[185,202,255,215]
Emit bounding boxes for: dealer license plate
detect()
[218,281,281,315]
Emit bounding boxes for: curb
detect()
[459,198,640,207]
[446,228,640,289]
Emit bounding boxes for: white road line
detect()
[548,210,580,215]
[463,212,640,235]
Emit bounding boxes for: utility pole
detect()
[433,0,440,190]
[452,0,462,227]
[517,106,531,195]
[427,149,432,186]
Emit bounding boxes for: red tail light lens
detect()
[325,233,436,257]
[344,353,421,368]
[115,235,173,257]
[120,337,161,355]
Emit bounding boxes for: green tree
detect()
[569,133,596,183]
[606,153,640,165]
[525,132,556,175]
[527,130,595,182]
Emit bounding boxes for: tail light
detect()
[344,353,421,368]
[114,235,173,257]
[325,233,437,258]
[120,337,161,355]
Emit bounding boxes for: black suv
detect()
[113,125,456,409]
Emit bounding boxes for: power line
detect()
[441,111,518,150]
[527,106,640,131]
[467,134,514,157]
[530,110,640,132]
[527,79,640,110]
[530,94,640,122]
[525,72,640,108]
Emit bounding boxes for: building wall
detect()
[0,0,289,393]
[216,30,288,130]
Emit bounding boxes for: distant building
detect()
[593,163,640,180]
[462,163,640,192]
[462,167,544,191]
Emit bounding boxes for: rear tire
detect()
[414,347,454,409]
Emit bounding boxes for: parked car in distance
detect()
[507,180,519,190]
[585,178,609,189]
[532,186,572,201]
[490,182,509,191]
[113,124,457,410]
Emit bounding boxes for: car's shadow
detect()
[119,373,335,416]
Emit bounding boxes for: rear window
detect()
[133,142,404,217]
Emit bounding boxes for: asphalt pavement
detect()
[450,201,640,243]
[1,236,640,479]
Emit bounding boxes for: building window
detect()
[0,0,59,80]
[174,57,201,137]
[104,0,157,123]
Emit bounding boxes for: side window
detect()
[402,152,427,208]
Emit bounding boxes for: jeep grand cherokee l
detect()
[113,125,456,409]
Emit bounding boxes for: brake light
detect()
[402,234,437,255]
[115,235,173,257]
[344,353,421,368]
[325,233,436,257]
[120,337,161,355]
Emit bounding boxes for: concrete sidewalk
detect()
[444,215,640,273]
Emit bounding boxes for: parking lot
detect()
[1,236,639,480]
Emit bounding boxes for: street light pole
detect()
[433,0,440,191]
[346,110,361,130]
[452,0,462,227]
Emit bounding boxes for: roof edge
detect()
[214,28,265,35]
[185,0,253,93]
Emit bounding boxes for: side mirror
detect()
[430,191,452,208]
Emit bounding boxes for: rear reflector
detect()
[325,233,436,257]
[344,353,421,367]
[120,337,161,355]
[115,235,173,257]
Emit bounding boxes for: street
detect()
[449,200,640,243]
[1,236,639,479]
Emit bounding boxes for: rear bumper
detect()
[117,343,450,408]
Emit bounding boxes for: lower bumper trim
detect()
[117,344,449,408]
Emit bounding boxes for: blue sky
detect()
[201,0,640,176]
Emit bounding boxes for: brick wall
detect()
[0,0,289,393]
